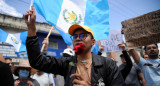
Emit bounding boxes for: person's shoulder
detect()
[119,64,125,70]
[43,73,51,77]
[92,53,116,67]
[132,62,141,69]
[29,78,40,85]
[0,61,9,69]
[0,61,6,66]
[147,58,160,63]
[93,53,111,63]
[101,55,114,62]
[27,36,37,40]
[155,58,160,61]
[100,56,116,66]
[29,78,38,82]
[133,63,139,68]
[133,63,138,66]
[119,64,125,67]
[58,56,75,61]
[138,57,147,64]
[93,53,111,60]
[147,58,160,61]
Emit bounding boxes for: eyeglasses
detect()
[146,46,157,50]
[71,33,89,40]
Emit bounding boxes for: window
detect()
[48,40,58,49]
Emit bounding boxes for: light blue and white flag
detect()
[33,0,110,54]
[0,29,27,52]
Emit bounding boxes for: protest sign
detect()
[101,29,122,52]
[121,9,160,49]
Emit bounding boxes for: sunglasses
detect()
[71,33,89,40]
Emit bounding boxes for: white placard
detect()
[101,29,122,52]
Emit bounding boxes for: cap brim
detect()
[68,24,83,35]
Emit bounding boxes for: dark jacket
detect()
[15,78,40,86]
[26,36,125,86]
[120,51,133,80]
[98,50,132,80]
[0,61,14,86]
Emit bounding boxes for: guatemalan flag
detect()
[33,0,110,54]
[0,29,27,52]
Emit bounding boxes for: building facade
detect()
[0,13,67,64]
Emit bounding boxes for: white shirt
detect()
[32,73,54,86]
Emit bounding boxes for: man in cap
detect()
[25,6,125,86]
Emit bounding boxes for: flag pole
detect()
[28,0,33,21]
[41,26,54,52]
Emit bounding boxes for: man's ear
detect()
[145,51,147,55]
[92,39,96,46]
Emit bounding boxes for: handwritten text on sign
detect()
[101,29,122,52]
[121,9,160,49]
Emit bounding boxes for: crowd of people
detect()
[0,6,159,86]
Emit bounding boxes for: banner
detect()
[121,9,160,49]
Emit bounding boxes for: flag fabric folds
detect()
[33,0,110,54]
[0,29,27,52]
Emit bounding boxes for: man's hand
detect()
[42,38,49,52]
[24,6,36,36]
[27,81,34,86]
[118,43,126,51]
[99,45,104,52]
[71,74,90,86]
[14,80,20,86]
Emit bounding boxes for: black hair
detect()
[73,28,94,39]
[144,44,158,51]
[5,58,12,61]
[63,53,71,57]
[88,33,94,39]
[120,54,124,58]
